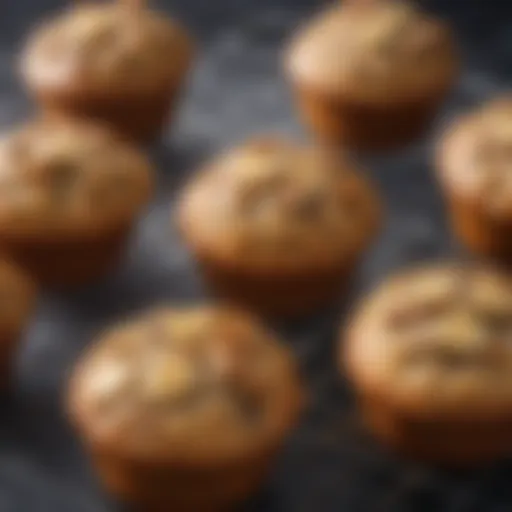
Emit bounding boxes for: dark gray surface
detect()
[0,0,511,511]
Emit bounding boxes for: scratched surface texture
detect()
[0,0,511,511]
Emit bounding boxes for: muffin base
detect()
[195,255,354,318]
[361,398,512,467]
[293,85,449,152]
[447,198,512,263]
[0,226,131,289]
[90,448,276,512]
[0,335,19,391]
[31,84,180,144]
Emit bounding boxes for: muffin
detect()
[68,306,303,511]
[0,119,153,288]
[438,96,512,262]
[177,137,381,317]
[20,3,194,143]
[0,260,35,390]
[285,0,458,151]
[344,264,512,466]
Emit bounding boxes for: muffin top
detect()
[0,120,153,237]
[286,0,457,102]
[0,260,35,334]
[21,3,194,94]
[178,138,381,270]
[345,264,512,418]
[69,306,302,463]
[438,96,512,217]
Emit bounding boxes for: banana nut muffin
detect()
[344,264,512,466]
[177,137,381,318]
[21,3,194,143]
[0,260,35,390]
[438,96,512,262]
[0,119,153,288]
[68,306,303,511]
[285,0,458,151]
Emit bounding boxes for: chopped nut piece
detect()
[287,189,326,222]
[142,355,196,404]
[49,160,79,202]
[227,385,262,425]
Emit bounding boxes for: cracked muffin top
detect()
[21,3,194,94]
[0,259,35,334]
[438,96,512,217]
[178,137,381,270]
[286,0,457,102]
[68,306,303,463]
[0,120,153,237]
[345,264,512,418]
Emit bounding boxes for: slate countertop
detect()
[0,1,511,511]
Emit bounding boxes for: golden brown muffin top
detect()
[286,0,457,102]
[438,96,512,217]
[21,3,194,94]
[68,306,303,463]
[345,264,512,418]
[0,120,153,237]
[0,260,35,334]
[178,138,381,270]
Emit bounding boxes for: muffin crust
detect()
[21,3,193,96]
[179,138,380,271]
[286,1,457,103]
